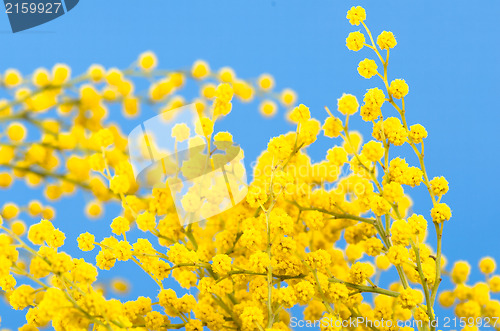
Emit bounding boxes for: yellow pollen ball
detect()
[7,122,27,142]
[191,60,210,79]
[258,74,274,91]
[138,51,157,71]
[259,100,277,117]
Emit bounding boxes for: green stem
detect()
[328,277,400,297]
[288,200,375,225]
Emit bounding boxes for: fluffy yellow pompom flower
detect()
[94,128,114,148]
[11,220,26,236]
[246,185,268,208]
[327,283,349,304]
[267,135,293,162]
[403,166,421,184]
[326,146,348,167]
[364,237,384,256]
[46,228,66,248]
[111,216,130,236]
[138,51,157,71]
[240,306,264,330]
[52,64,71,85]
[80,85,101,110]
[346,243,364,261]
[431,203,452,223]
[414,306,430,322]
[201,83,216,99]
[4,69,22,87]
[101,87,118,102]
[215,83,234,104]
[218,67,236,83]
[110,175,130,194]
[375,255,391,270]
[294,280,315,304]
[299,119,321,146]
[346,31,365,51]
[280,88,297,107]
[258,73,274,91]
[304,210,325,230]
[479,257,496,274]
[407,214,428,236]
[346,6,366,26]
[377,31,397,50]
[88,64,105,82]
[7,122,26,142]
[233,79,254,101]
[77,232,95,251]
[362,140,384,162]
[489,276,500,292]
[387,245,409,265]
[42,206,55,220]
[438,290,456,308]
[430,176,449,196]
[212,254,232,276]
[398,288,423,309]
[191,60,210,79]
[85,201,103,219]
[213,98,232,117]
[171,123,191,142]
[136,211,156,232]
[383,182,404,203]
[337,93,359,115]
[451,261,470,284]
[357,58,378,78]
[349,262,372,284]
[33,68,50,87]
[270,208,294,236]
[391,219,412,246]
[289,104,311,123]
[277,286,297,308]
[365,87,386,108]
[259,100,277,117]
[111,278,130,294]
[322,116,343,138]
[45,184,62,201]
[0,172,13,188]
[105,68,123,87]
[214,131,233,142]
[409,123,428,144]
[123,96,140,118]
[2,202,19,219]
[361,88,385,121]
[369,194,391,216]
[389,79,409,99]
[145,311,169,330]
[9,285,35,310]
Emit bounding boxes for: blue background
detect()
[0,0,499,329]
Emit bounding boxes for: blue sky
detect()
[0,0,499,328]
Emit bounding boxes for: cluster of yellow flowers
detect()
[0,5,497,331]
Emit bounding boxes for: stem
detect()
[328,277,400,298]
[288,200,375,225]
[410,239,435,325]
